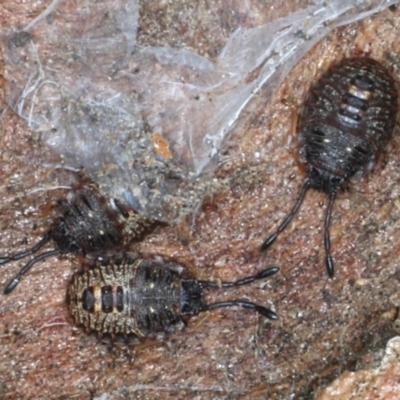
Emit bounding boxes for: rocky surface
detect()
[1,2,400,399]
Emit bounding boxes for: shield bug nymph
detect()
[1,186,161,294]
[66,253,279,339]
[261,57,398,277]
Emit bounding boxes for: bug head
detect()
[49,220,86,253]
[180,280,204,315]
[307,165,343,195]
[0,199,95,295]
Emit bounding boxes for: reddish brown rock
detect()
[1,2,400,400]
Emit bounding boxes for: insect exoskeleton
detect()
[1,186,162,294]
[66,253,279,339]
[261,57,398,277]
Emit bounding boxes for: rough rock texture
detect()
[317,336,400,400]
[1,2,400,400]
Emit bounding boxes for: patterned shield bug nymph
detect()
[261,57,398,277]
[66,253,279,339]
[1,187,161,294]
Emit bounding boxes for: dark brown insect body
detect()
[66,253,279,338]
[1,188,160,294]
[261,57,398,276]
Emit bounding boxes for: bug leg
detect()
[205,300,278,320]
[0,233,52,265]
[260,181,310,251]
[3,248,61,294]
[324,192,336,278]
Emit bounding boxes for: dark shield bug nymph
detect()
[1,187,161,294]
[66,253,279,339]
[261,57,398,277]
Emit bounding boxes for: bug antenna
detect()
[260,180,310,251]
[198,266,279,289]
[324,192,336,278]
[0,233,52,265]
[205,300,278,320]
[3,248,61,294]
[199,267,280,319]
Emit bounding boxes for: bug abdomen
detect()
[299,58,398,185]
[53,188,159,254]
[67,257,140,337]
